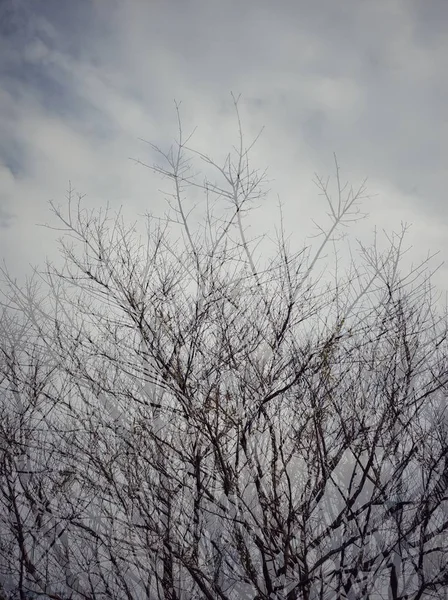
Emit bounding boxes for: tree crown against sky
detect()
[0,102,448,600]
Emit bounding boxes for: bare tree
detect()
[1,99,447,599]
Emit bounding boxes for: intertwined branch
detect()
[0,101,447,600]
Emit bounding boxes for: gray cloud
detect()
[0,0,446,286]
[0,206,15,229]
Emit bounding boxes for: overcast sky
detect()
[0,0,447,294]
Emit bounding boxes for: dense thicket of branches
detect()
[1,106,448,599]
